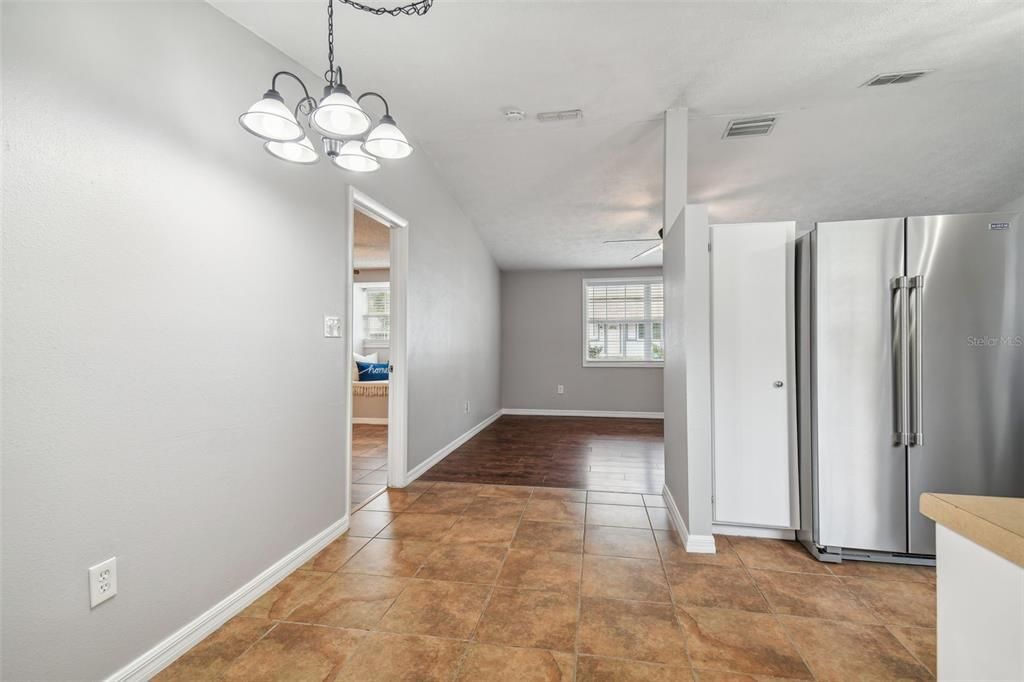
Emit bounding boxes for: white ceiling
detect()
[214,1,1024,269]
[354,210,391,268]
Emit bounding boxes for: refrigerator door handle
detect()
[909,275,924,445]
[891,276,910,445]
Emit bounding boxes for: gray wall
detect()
[501,268,663,413]
[1,2,498,679]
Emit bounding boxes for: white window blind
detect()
[583,277,664,365]
[362,285,390,346]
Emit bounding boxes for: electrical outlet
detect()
[89,557,117,608]
[557,384,565,395]
[463,401,470,414]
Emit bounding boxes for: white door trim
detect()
[346,187,409,508]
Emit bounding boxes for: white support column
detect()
[663,108,688,235]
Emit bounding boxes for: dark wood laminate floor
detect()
[419,415,664,494]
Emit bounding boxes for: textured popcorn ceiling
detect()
[354,210,390,269]
[214,1,1024,269]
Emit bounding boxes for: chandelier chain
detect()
[338,0,432,17]
[325,0,336,85]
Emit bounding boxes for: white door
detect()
[711,221,797,528]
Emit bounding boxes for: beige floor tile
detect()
[340,538,435,577]
[654,531,743,568]
[841,577,936,628]
[404,492,477,515]
[642,494,667,508]
[335,631,466,681]
[416,542,508,583]
[428,482,483,495]
[827,560,936,584]
[727,537,829,574]
[779,615,931,681]
[531,487,588,503]
[377,579,491,638]
[676,606,812,679]
[463,496,528,518]
[588,491,645,506]
[513,520,584,553]
[523,498,587,524]
[240,570,332,620]
[347,510,395,538]
[154,616,274,681]
[646,507,674,531]
[576,655,694,681]
[475,588,578,651]
[496,548,582,592]
[442,516,519,544]
[577,596,688,665]
[584,526,659,559]
[665,563,769,613]
[221,622,364,681]
[477,484,535,499]
[888,626,937,676]
[377,512,459,541]
[402,480,436,492]
[586,503,652,529]
[457,644,574,681]
[582,554,671,602]
[302,536,370,572]
[286,573,408,629]
[360,490,423,512]
[748,569,877,623]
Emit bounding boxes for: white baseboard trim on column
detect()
[712,523,797,540]
[502,408,664,419]
[403,409,504,485]
[107,515,350,682]
[662,484,716,554]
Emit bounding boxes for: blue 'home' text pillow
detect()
[356,361,390,382]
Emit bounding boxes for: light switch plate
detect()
[323,315,342,338]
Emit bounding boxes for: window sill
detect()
[582,361,664,369]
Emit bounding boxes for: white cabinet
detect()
[711,222,797,529]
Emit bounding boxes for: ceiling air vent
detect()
[723,116,776,139]
[537,109,583,122]
[862,70,931,86]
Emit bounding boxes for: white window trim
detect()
[581,276,664,368]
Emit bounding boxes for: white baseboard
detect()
[402,409,504,485]
[352,417,388,425]
[501,408,664,419]
[662,484,716,554]
[107,515,350,682]
[713,523,797,540]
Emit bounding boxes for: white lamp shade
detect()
[362,118,413,159]
[332,140,380,173]
[311,91,371,138]
[239,95,303,142]
[264,136,318,164]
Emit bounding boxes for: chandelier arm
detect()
[294,96,318,118]
[357,92,390,117]
[271,71,314,102]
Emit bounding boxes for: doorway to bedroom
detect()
[350,208,392,510]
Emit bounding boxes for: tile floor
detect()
[157,482,937,681]
[351,424,388,510]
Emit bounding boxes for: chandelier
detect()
[238,0,431,170]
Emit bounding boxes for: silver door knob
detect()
[773,380,784,388]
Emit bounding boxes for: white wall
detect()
[500,268,664,413]
[0,2,498,679]
[998,193,1024,213]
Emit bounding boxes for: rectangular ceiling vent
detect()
[862,70,931,86]
[723,116,776,139]
[537,109,583,123]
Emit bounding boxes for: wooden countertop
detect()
[921,493,1024,568]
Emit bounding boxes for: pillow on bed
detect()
[356,361,390,382]
[353,352,378,375]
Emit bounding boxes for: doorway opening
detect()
[346,189,408,513]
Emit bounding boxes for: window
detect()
[361,284,390,348]
[583,277,664,366]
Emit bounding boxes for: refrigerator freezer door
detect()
[815,219,907,552]
[906,212,1024,555]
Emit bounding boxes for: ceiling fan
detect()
[603,227,664,261]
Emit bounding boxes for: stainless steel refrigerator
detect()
[796,212,1024,562]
